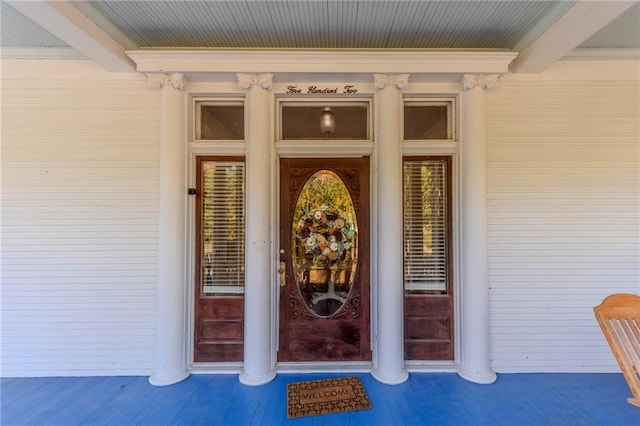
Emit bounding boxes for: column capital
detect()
[237,73,274,90]
[461,74,499,91]
[373,74,409,90]
[146,73,186,90]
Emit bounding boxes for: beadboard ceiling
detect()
[1,1,639,73]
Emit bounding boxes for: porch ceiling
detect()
[1,1,639,74]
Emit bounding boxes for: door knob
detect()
[279,261,286,288]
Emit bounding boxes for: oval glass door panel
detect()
[292,170,358,317]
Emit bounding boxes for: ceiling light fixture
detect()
[319,107,336,135]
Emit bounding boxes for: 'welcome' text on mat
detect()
[287,376,372,418]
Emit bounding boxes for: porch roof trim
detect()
[126,49,518,76]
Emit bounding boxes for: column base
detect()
[457,367,497,384]
[371,367,409,385]
[149,369,190,386]
[239,368,277,386]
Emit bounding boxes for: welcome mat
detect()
[286,376,372,418]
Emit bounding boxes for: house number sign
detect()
[286,85,358,94]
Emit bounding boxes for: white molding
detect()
[0,47,86,59]
[147,73,187,90]
[187,142,246,156]
[0,58,147,81]
[373,74,409,90]
[405,360,458,372]
[461,74,499,91]
[190,363,243,374]
[237,73,274,90]
[127,49,518,75]
[562,48,640,61]
[402,141,459,157]
[275,141,373,158]
[500,60,640,83]
[185,152,197,375]
[277,361,373,373]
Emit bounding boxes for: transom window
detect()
[195,101,244,141]
[404,100,454,141]
[279,101,370,141]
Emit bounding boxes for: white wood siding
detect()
[487,80,640,372]
[2,74,160,376]
[2,59,638,377]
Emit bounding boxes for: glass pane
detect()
[403,160,447,293]
[404,103,451,140]
[201,161,245,295]
[291,171,358,317]
[281,104,369,140]
[198,103,244,140]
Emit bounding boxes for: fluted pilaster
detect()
[238,73,277,386]
[371,74,410,385]
[458,74,498,385]
[148,72,190,386]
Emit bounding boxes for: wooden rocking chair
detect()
[593,293,640,407]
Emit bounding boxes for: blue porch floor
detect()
[1,373,639,425]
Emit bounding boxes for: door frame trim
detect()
[277,157,372,362]
[184,89,465,378]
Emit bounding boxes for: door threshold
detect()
[190,362,243,374]
[405,360,458,372]
[277,361,373,374]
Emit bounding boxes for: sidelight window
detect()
[403,158,452,293]
[197,158,245,295]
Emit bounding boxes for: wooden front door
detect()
[278,158,371,362]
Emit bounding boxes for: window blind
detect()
[403,159,448,293]
[201,161,245,294]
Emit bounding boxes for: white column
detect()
[237,73,277,386]
[371,74,409,385]
[458,74,498,384]
[148,73,190,386]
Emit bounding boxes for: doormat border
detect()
[286,376,372,418]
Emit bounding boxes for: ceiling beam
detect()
[5,0,135,72]
[511,0,637,73]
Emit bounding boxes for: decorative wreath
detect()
[294,204,355,268]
